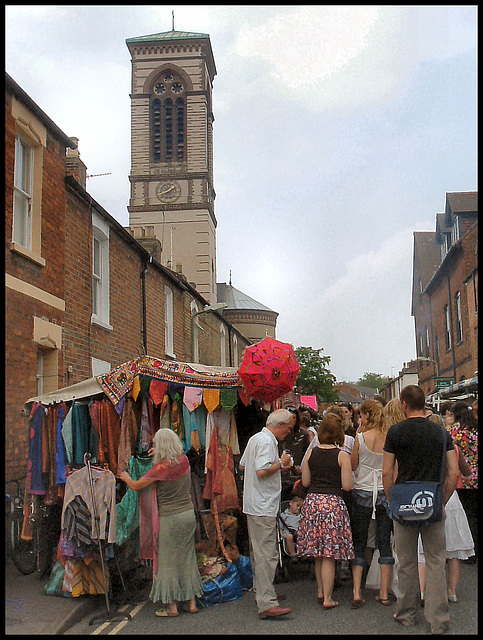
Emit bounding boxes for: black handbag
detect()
[389,425,447,526]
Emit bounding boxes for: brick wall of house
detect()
[5,89,68,483]
[5,75,251,485]
[418,220,478,395]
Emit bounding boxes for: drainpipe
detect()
[140,255,151,355]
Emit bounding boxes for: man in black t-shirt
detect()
[383,385,458,635]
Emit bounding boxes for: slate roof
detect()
[445,191,478,227]
[217,283,277,314]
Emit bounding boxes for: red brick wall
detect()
[5,91,67,483]
[418,221,478,395]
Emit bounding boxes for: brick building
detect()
[411,192,478,397]
[5,73,249,484]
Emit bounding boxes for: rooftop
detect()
[126,30,210,44]
[217,282,277,313]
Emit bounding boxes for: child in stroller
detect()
[278,496,304,562]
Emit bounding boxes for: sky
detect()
[5,5,477,383]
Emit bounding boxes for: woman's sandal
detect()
[351,598,366,609]
[323,601,339,609]
[375,595,391,606]
[155,608,179,617]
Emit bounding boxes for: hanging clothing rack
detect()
[83,453,130,626]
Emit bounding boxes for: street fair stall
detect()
[21,342,300,607]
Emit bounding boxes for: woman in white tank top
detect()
[350,400,394,609]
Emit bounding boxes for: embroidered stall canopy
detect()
[97,356,242,406]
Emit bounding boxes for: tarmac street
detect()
[5,554,478,635]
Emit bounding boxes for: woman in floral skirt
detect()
[447,401,478,559]
[297,411,354,609]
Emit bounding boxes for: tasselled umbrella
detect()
[237,337,300,403]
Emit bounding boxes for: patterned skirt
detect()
[296,492,355,560]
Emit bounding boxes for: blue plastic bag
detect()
[200,562,242,607]
[234,555,253,591]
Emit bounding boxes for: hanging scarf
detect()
[220,388,238,413]
[203,388,220,414]
[149,380,168,406]
[183,386,203,412]
[143,454,190,482]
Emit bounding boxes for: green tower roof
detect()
[126,30,210,44]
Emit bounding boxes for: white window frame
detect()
[191,301,200,363]
[425,326,430,358]
[220,324,226,367]
[165,286,175,358]
[451,216,461,246]
[36,350,44,396]
[440,234,450,261]
[91,357,111,377]
[13,134,33,250]
[91,212,112,330]
[444,304,452,351]
[233,334,239,367]
[455,291,463,343]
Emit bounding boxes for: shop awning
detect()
[25,377,104,408]
[439,376,478,399]
[24,355,242,409]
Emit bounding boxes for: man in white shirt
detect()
[239,408,294,619]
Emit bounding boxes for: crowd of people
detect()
[238,387,477,634]
[116,386,477,634]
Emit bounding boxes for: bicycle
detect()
[5,477,58,578]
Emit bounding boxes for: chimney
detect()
[128,226,163,262]
[66,137,87,189]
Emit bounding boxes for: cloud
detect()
[234,5,477,113]
[237,6,379,86]
[274,228,416,380]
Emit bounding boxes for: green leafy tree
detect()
[294,346,338,403]
[357,372,390,391]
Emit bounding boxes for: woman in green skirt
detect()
[120,428,203,617]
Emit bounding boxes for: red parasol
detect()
[237,337,300,403]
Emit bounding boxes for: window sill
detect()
[10,242,46,267]
[165,351,176,360]
[91,315,113,331]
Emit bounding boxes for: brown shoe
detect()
[259,606,292,619]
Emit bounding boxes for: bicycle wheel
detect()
[8,512,37,575]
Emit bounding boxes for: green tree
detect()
[357,372,390,391]
[294,346,338,403]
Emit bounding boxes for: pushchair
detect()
[275,499,314,583]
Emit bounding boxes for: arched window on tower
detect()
[151,71,186,163]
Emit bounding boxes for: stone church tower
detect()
[126,29,217,304]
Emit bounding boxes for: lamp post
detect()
[416,356,440,378]
[191,302,227,363]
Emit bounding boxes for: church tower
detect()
[126,29,217,303]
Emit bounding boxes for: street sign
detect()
[435,377,453,391]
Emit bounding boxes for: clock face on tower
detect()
[156,180,181,203]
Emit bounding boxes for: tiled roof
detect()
[126,30,210,44]
[217,283,276,313]
[446,191,478,215]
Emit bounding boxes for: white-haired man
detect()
[239,408,294,619]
